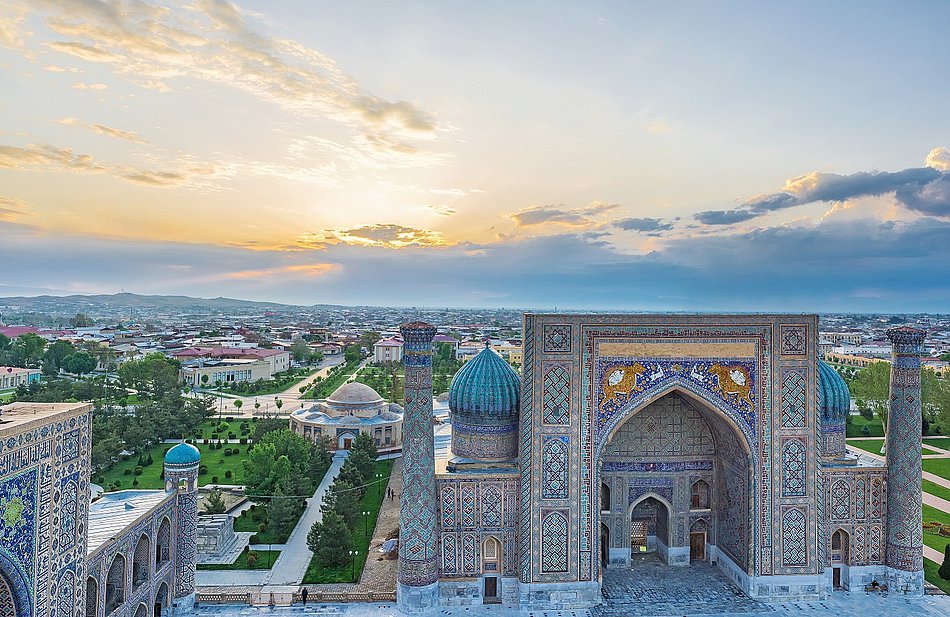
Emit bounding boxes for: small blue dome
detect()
[818,360,850,423]
[164,442,200,466]
[449,343,520,416]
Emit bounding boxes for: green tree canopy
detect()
[307,511,352,567]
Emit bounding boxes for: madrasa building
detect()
[0,402,200,617]
[395,315,928,612]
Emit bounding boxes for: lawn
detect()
[923,458,950,482]
[923,437,950,450]
[190,418,254,441]
[302,459,394,584]
[96,442,249,490]
[925,558,950,594]
[846,439,885,455]
[303,360,362,399]
[196,549,280,571]
[922,479,950,502]
[216,367,318,397]
[922,504,950,555]
[846,415,884,438]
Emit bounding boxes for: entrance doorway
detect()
[629,496,670,557]
[689,532,706,561]
[601,523,609,565]
[832,567,841,589]
[483,576,498,603]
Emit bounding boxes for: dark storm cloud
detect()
[613,217,675,233]
[695,161,949,225]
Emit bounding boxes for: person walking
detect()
[301,587,308,605]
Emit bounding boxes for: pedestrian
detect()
[301,587,308,605]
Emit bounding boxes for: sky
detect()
[1,0,950,311]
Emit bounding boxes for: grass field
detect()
[303,459,394,584]
[196,549,280,570]
[922,504,950,555]
[924,558,950,594]
[846,415,884,438]
[96,442,249,490]
[923,437,950,450]
[923,479,950,502]
[923,458,950,481]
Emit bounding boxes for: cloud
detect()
[28,0,441,159]
[695,149,950,225]
[43,64,81,73]
[0,142,223,187]
[220,263,340,280]
[643,121,672,134]
[613,217,675,233]
[321,224,447,248]
[57,117,147,143]
[72,81,108,91]
[926,147,950,172]
[509,201,620,227]
[426,205,457,216]
[0,196,30,222]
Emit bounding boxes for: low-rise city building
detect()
[289,381,403,450]
[0,365,41,389]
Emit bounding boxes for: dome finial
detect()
[484,340,490,349]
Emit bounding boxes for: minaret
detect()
[397,321,440,613]
[163,442,201,612]
[884,326,925,595]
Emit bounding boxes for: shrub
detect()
[224,448,232,456]
[198,465,209,475]
[258,522,267,533]
[211,475,219,483]
[123,468,132,475]
[134,467,143,476]
[132,479,139,486]
[240,437,248,444]
[114,479,122,487]
[228,432,236,439]
[225,470,232,479]
[203,439,209,445]
[861,426,871,436]
[246,553,258,568]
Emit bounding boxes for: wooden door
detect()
[689,532,706,561]
[833,567,841,589]
[484,576,498,601]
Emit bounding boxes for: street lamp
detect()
[349,549,359,582]
[375,472,383,500]
[362,510,370,539]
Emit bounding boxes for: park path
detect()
[846,444,950,491]
[265,450,348,585]
[195,450,348,589]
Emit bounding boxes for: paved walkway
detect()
[268,451,349,585]
[196,451,348,588]
[845,444,950,491]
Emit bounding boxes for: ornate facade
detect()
[0,402,199,617]
[397,316,926,612]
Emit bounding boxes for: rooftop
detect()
[87,490,173,555]
[0,402,91,434]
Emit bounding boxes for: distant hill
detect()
[0,292,303,315]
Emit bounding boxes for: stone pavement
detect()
[595,554,771,616]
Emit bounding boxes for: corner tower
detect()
[163,442,200,611]
[397,321,439,613]
[884,326,925,594]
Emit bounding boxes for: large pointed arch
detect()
[594,380,757,579]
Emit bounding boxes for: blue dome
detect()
[449,343,520,416]
[817,360,850,423]
[164,442,200,466]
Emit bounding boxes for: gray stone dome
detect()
[326,381,384,405]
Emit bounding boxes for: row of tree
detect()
[0,332,116,374]
[845,361,950,435]
[307,433,380,568]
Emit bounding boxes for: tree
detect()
[233,399,243,413]
[205,489,227,515]
[322,479,360,528]
[310,436,333,476]
[201,374,209,389]
[344,344,361,365]
[69,312,95,328]
[307,511,352,567]
[337,462,365,497]
[42,340,76,375]
[62,352,97,375]
[268,479,302,539]
[351,432,378,461]
[359,331,381,352]
[11,333,46,367]
[290,338,311,364]
[275,398,283,413]
[940,543,950,580]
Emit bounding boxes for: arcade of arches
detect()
[597,392,751,571]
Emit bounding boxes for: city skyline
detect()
[2,1,950,311]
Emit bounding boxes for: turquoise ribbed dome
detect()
[164,442,200,466]
[817,360,851,423]
[449,344,520,416]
